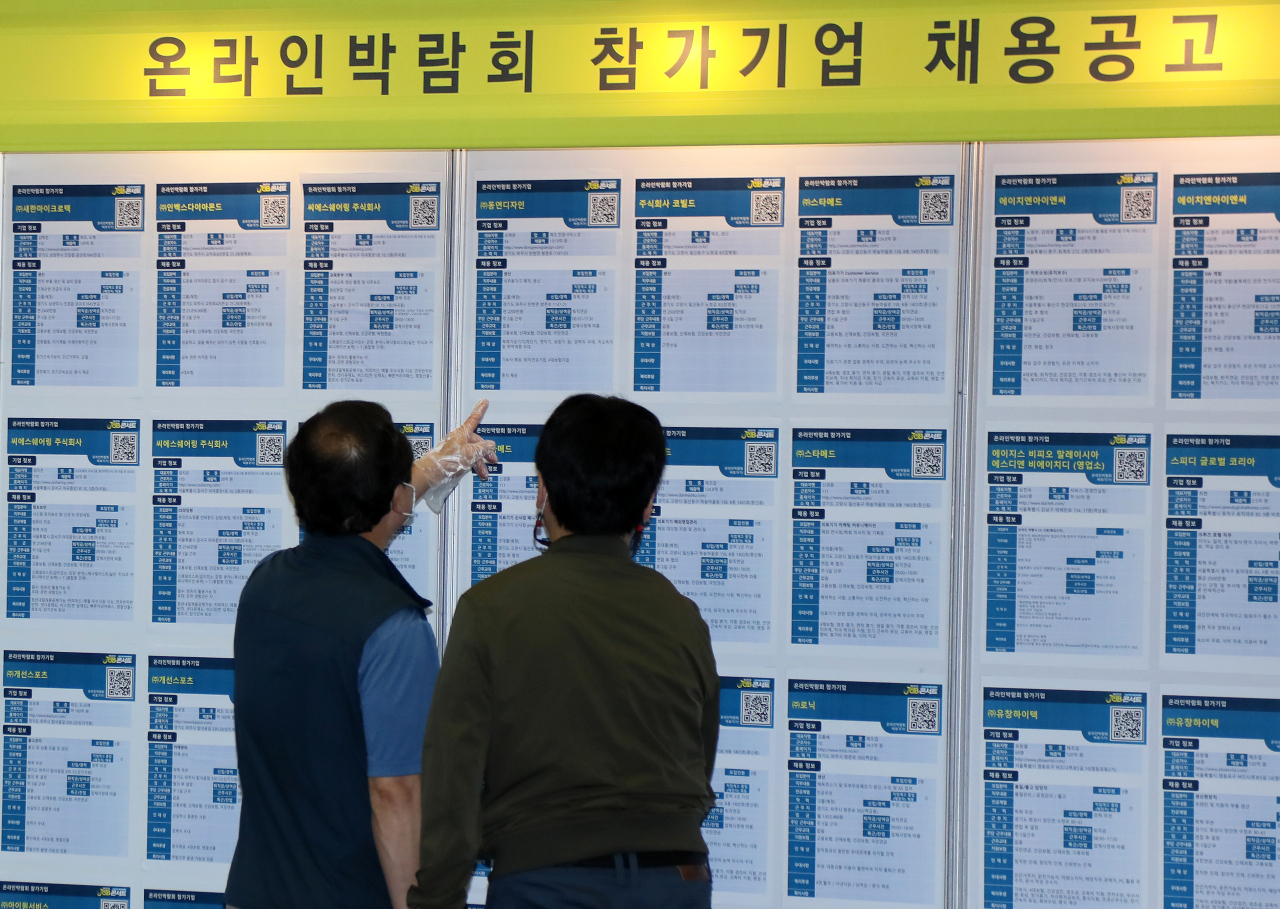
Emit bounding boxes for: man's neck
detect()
[361,519,400,551]
[542,505,639,547]
[545,528,636,547]
[543,509,570,543]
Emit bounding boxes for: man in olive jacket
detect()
[409,394,719,909]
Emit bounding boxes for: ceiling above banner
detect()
[4,0,1280,150]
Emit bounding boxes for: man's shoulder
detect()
[463,549,699,616]
[240,545,415,615]
[361,606,436,671]
[462,553,548,601]
[239,546,293,595]
[247,544,390,585]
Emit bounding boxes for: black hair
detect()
[535,394,666,536]
[285,400,412,535]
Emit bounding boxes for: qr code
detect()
[257,433,285,466]
[1110,706,1144,742]
[409,437,433,461]
[740,691,772,726]
[1114,448,1147,483]
[105,667,133,700]
[912,443,944,478]
[114,197,142,230]
[109,432,138,464]
[907,698,940,733]
[919,189,952,224]
[1120,187,1154,223]
[745,442,776,476]
[102,902,128,909]
[410,195,439,229]
[260,195,289,228]
[750,191,783,226]
[587,192,619,227]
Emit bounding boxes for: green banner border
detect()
[4,0,1280,151]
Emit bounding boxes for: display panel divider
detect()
[437,149,469,649]
[944,140,984,909]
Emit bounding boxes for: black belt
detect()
[567,850,707,868]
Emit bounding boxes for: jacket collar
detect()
[298,531,431,608]
[545,534,632,560]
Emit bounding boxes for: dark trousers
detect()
[486,855,712,909]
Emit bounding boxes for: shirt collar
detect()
[298,531,431,608]
[545,534,633,560]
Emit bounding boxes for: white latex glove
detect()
[415,399,499,515]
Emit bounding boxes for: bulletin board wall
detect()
[4,4,1280,909]
[6,135,1280,909]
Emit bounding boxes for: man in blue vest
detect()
[225,399,496,909]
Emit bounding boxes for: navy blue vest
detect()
[225,532,429,909]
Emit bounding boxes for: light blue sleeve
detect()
[358,606,440,777]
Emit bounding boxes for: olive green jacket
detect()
[408,534,719,909]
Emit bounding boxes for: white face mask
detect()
[392,481,417,528]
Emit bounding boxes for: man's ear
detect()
[393,481,415,514]
[535,479,547,511]
[641,491,657,523]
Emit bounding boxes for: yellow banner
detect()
[3,1,1280,150]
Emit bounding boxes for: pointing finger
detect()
[461,399,489,434]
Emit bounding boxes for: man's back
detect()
[415,534,719,907]
[227,533,419,909]
[227,398,490,909]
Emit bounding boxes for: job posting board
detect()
[456,144,959,909]
[1,138,1279,909]
[968,137,1280,909]
[2,150,449,902]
